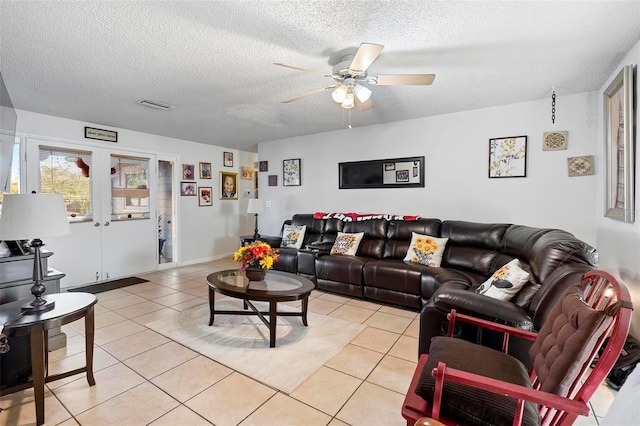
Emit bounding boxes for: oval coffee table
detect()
[206,269,315,347]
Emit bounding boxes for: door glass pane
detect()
[39,146,92,222]
[111,154,150,221]
[158,160,174,264]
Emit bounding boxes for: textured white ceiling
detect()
[1,1,639,152]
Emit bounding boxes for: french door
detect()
[26,138,158,288]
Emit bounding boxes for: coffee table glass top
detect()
[207,269,314,298]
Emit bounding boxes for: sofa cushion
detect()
[404,232,448,267]
[384,219,442,259]
[330,232,364,256]
[281,225,306,249]
[363,259,427,296]
[476,259,530,301]
[316,254,368,285]
[343,219,387,259]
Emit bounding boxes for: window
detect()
[0,138,20,209]
[39,146,93,222]
[111,154,150,220]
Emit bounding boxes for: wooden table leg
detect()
[85,305,96,386]
[29,323,45,426]
[208,287,215,326]
[301,296,309,326]
[269,301,277,348]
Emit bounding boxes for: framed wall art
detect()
[180,181,197,196]
[339,156,425,189]
[268,175,277,186]
[199,162,212,179]
[567,156,595,177]
[224,152,233,167]
[220,171,238,199]
[283,158,301,186]
[542,131,568,151]
[182,164,195,180]
[604,65,635,223]
[259,161,268,172]
[198,187,212,206]
[488,136,527,178]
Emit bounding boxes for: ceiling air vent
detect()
[136,99,174,111]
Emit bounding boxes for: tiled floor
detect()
[0,259,617,425]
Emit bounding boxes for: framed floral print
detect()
[604,65,635,223]
[283,158,301,186]
[488,136,527,178]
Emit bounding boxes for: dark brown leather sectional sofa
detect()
[269,214,598,359]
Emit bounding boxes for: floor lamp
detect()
[0,193,70,313]
[247,198,265,240]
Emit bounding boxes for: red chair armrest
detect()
[402,354,430,425]
[448,310,538,341]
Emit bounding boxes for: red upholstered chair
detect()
[402,270,633,426]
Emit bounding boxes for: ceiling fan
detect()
[275,42,435,111]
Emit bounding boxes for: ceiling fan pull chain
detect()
[551,89,556,124]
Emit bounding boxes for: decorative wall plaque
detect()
[567,156,595,177]
[543,131,568,151]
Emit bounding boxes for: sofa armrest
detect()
[430,288,533,330]
[260,236,282,248]
[305,242,333,252]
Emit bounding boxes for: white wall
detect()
[596,39,640,338]
[15,110,257,265]
[258,92,599,246]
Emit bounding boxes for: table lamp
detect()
[246,198,265,239]
[0,193,70,313]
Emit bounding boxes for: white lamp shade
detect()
[331,85,348,103]
[0,193,70,240]
[341,92,355,109]
[247,198,265,214]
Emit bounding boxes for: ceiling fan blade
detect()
[373,74,436,85]
[355,97,374,112]
[281,86,336,103]
[274,62,332,77]
[348,43,384,72]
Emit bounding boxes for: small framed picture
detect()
[182,164,195,181]
[259,161,268,172]
[198,187,213,206]
[384,163,395,171]
[488,136,527,178]
[268,175,278,186]
[396,170,409,182]
[220,171,238,199]
[199,162,212,179]
[224,152,233,167]
[181,181,197,196]
[283,158,301,186]
[241,166,255,180]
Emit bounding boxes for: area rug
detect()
[146,299,367,393]
[67,276,148,294]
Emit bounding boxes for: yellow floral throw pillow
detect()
[281,225,306,249]
[330,232,364,256]
[403,232,449,267]
[476,258,530,301]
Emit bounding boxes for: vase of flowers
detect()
[233,241,279,281]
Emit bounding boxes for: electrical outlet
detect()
[266,200,272,208]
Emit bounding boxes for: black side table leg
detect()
[208,287,215,326]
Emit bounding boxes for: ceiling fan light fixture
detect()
[341,92,355,109]
[331,85,348,103]
[354,84,372,103]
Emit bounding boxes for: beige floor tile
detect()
[131,307,180,325]
[99,293,148,310]
[75,381,179,425]
[58,418,81,426]
[350,327,400,353]
[152,355,233,402]
[290,366,361,416]
[93,310,128,330]
[124,341,199,379]
[241,392,331,426]
[113,300,166,318]
[336,381,406,426]
[403,318,420,338]
[101,329,170,360]
[378,304,419,319]
[328,418,350,426]
[184,285,209,298]
[325,343,385,380]
[94,288,130,303]
[163,279,205,291]
[329,304,376,323]
[588,382,618,418]
[185,372,276,426]
[308,297,342,315]
[316,292,351,304]
[388,335,419,362]
[61,323,80,338]
[364,311,413,333]
[52,362,145,415]
[49,333,88,363]
[0,387,34,410]
[171,296,207,311]
[366,355,417,394]
[0,389,71,426]
[47,346,119,388]
[153,292,197,307]
[122,281,165,293]
[346,298,382,311]
[144,274,188,286]
[149,405,212,425]
[136,286,179,300]
[94,319,147,345]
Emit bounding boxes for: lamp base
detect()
[21,297,55,314]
